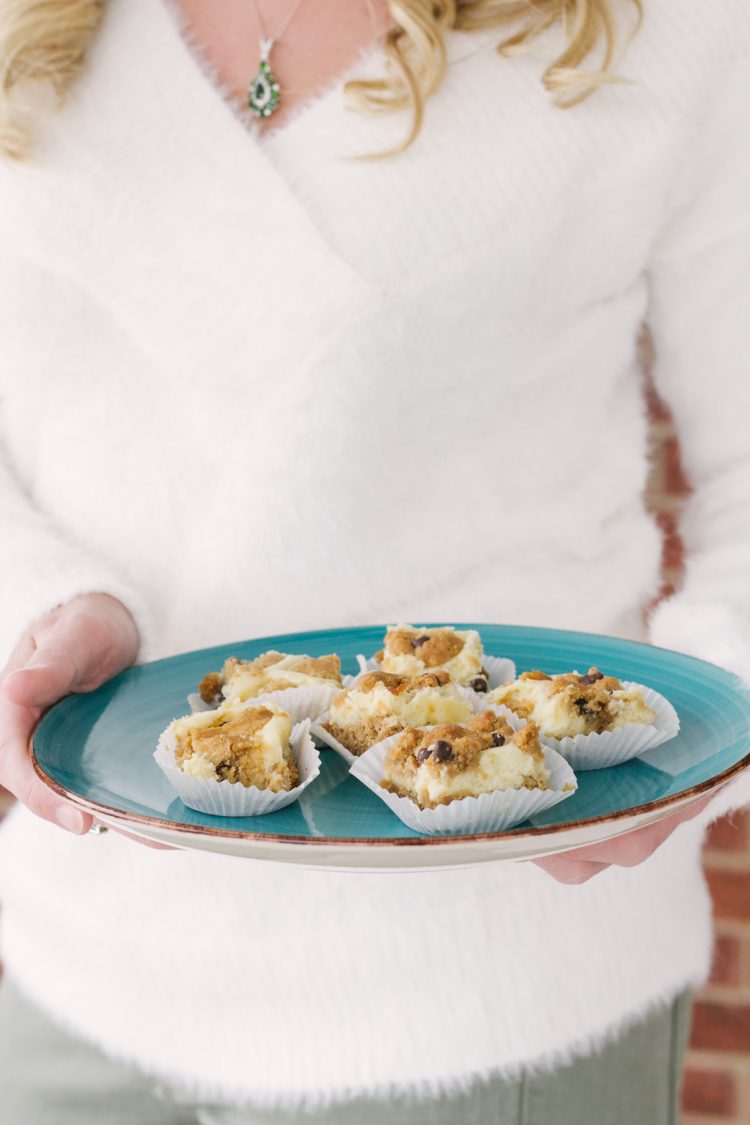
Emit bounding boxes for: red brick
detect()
[706,813,749,854]
[706,870,750,921]
[709,935,742,987]
[691,1001,750,1052]
[681,1067,737,1115]
[738,938,750,988]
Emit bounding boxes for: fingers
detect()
[0,631,37,681]
[56,603,133,692]
[0,695,92,834]
[533,856,611,883]
[3,653,78,709]
[0,596,139,837]
[2,604,130,708]
[535,795,716,882]
[671,793,713,824]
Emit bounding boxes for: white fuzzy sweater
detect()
[1,0,749,1107]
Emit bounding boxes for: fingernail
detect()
[3,666,53,699]
[10,663,54,679]
[55,805,86,834]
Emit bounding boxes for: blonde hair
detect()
[1,0,641,160]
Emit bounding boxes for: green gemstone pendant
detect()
[248,41,281,119]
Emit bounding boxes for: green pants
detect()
[0,979,691,1125]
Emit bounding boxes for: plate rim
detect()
[31,761,740,847]
[31,622,750,849]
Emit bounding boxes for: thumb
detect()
[3,648,79,709]
[3,608,123,709]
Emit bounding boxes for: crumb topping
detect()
[355,670,452,696]
[173,706,298,788]
[290,653,341,680]
[494,667,653,737]
[324,670,469,755]
[229,652,285,676]
[198,671,224,705]
[525,667,622,731]
[197,650,342,702]
[388,711,541,777]
[385,627,465,668]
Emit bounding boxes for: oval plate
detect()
[32,624,750,871]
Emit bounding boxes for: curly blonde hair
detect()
[0,0,641,160]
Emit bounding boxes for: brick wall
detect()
[683,808,750,1123]
[644,376,750,1125]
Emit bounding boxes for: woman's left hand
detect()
[533,794,713,883]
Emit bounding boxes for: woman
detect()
[0,0,748,1121]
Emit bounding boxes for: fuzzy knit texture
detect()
[0,0,749,1108]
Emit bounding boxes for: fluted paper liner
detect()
[153,718,320,816]
[187,681,347,721]
[312,682,491,766]
[487,682,679,771]
[356,652,516,689]
[349,732,577,836]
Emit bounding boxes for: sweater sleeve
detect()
[0,443,156,668]
[646,54,750,818]
[0,255,156,669]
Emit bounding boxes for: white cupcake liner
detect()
[356,652,516,689]
[153,718,320,817]
[310,720,361,767]
[187,682,345,722]
[481,654,517,690]
[349,731,577,836]
[312,684,492,766]
[487,682,680,771]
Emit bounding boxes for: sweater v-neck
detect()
[22,0,382,380]
[157,0,387,151]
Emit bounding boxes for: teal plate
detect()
[32,624,750,870]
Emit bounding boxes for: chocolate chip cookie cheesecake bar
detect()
[376,625,489,692]
[380,711,549,809]
[198,651,342,707]
[170,703,298,791]
[323,670,473,756]
[489,669,656,740]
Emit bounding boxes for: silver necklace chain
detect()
[246,0,309,117]
[248,0,308,63]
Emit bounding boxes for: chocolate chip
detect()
[198,672,224,705]
[574,697,593,716]
[416,747,432,763]
[412,634,430,649]
[429,739,454,762]
[578,671,604,685]
[491,732,506,747]
[469,676,488,693]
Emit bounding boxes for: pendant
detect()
[248,38,281,119]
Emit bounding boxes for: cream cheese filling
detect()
[330,682,472,731]
[223,655,337,702]
[490,679,654,738]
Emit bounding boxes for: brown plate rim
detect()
[32,748,750,848]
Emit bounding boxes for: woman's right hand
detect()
[0,593,139,834]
